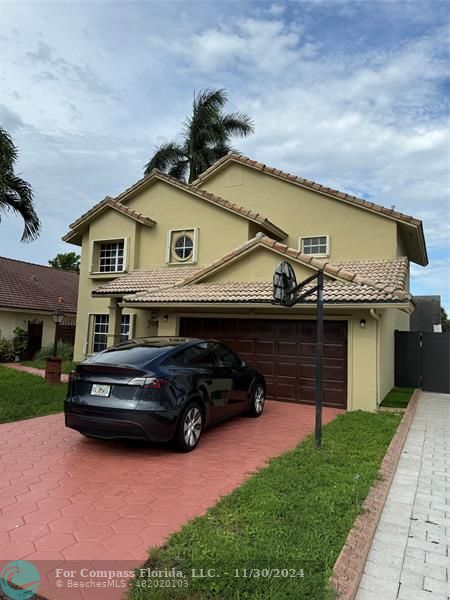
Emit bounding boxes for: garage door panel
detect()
[179,317,347,409]
[278,341,298,356]
[255,340,275,355]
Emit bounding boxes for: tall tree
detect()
[441,307,450,332]
[49,252,80,273]
[145,89,254,183]
[0,127,40,241]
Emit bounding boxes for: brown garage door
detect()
[179,317,347,409]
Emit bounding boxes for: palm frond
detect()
[0,173,40,241]
[0,127,18,172]
[144,142,186,175]
[217,112,255,138]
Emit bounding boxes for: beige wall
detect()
[205,247,315,283]
[200,163,400,261]
[0,309,58,349]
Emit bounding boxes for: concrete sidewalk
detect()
[356,392,450,600]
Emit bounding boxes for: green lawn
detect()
[0,366,67,423]
[21,359,78,374]
[380,387,415,409]
[129,410,401,600]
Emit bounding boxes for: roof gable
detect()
[63,198,156,244]
[63,169,287,245]
[174,233,410,301]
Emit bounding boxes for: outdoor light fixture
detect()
[52,307,65,325]
[163,315,169,323]
[52,306,65,357]
[360,319,366,329]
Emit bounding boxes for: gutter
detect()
[370,308,382,407]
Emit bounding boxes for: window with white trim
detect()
[299,236,329,257]
[93,315,109,353]
[166,228,199,264]
[99,241,124,272]
[120,314,131,342]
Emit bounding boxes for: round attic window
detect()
[173,234,194,261]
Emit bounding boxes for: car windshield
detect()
[87,344,170,369]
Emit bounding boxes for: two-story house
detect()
[63,153,427,412]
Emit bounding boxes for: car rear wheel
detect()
[248,382,265,417]
[175,401,203,452]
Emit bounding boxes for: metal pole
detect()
[315,270,324,449]
[53,322,59,358]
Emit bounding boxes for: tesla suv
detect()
[65,337,266,451]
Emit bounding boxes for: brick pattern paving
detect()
[356,392,450,600]
[332,390,419,599]
[0,402,341,563]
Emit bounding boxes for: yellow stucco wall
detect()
[204,247,316,283]
[200,163,400,261]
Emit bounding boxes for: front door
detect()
[26,320,43,359]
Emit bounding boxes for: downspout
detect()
[370,309,381,407]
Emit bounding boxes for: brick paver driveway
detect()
[0,402,341,563]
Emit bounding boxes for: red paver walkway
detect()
[0,403,341,567]
[3,362,69,383]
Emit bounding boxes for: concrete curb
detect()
[331,389,421,600]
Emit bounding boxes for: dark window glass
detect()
[171,343,215,367]
[213,343,241,368]
[88,345,168,368]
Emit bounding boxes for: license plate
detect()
[91,384,111,397]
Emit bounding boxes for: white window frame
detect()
[299,235,330,258]
[120,314,135,342]
[89,237,128,275]
[166,228,199,265]
[92,314,109,353]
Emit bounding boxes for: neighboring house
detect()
[410,296,442,332]
[0,257,79,358]
[63,153,428,411]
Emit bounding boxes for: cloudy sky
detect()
[1,0,449,308]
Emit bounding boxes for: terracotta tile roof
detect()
[176,233,410,301]
[124,279,408,305]
[92,266,200,295]
[0,257,79,314]
[119,234,410,306]
[192,153,423,228]
[63,197,156,241]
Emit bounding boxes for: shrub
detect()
[0,331,14,362]
[12,327,28,360]
[34,342,74,361]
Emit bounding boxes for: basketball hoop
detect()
[272,261,324,449]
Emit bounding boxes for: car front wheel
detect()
[248,382,265,417]
[175,401,203,452]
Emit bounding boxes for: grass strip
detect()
[129,410,401,600]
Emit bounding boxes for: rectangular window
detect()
[120,314,131,342]
[93,315,109,353]
[99,241,124,272]
[300,236,329,256]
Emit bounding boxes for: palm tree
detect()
[0,127,40,241]
[145,89,254,183]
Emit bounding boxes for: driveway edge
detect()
[331,389,420,600]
